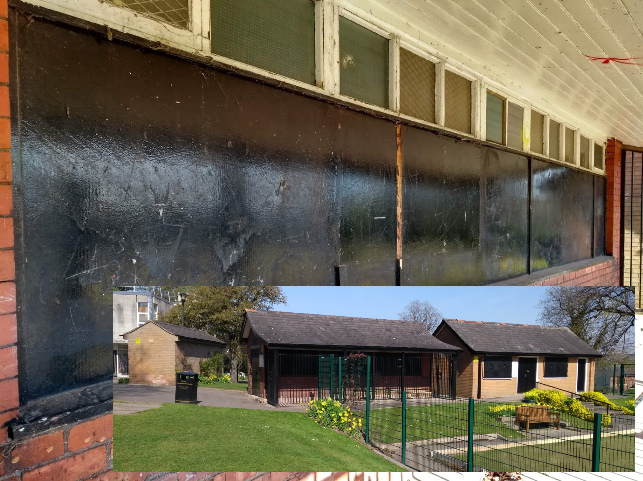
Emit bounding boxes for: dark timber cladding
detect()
[242,310,461,404]
[11,13,606,407]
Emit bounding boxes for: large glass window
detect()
[565,127,575,164]
[483,356,512,378]
[594,143,604,170]
[445,70,471,134]
[399,48,435,123]
[530,110,544,155]
[580,136,590,169]
[211,0,316,85]
[549,120,561,160]
[486,91,504,144]
[544,357,568,378]
[138,302,149,326]
[339,16,389,108]
[507,102,524,150]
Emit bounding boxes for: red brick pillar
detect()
[0,0,18,446]
[605,138,622,270]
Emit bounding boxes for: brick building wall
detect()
[123,323,178,386]
[432,326,477,399]
[246,330,267,399]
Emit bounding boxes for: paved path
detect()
[113,383,307,414]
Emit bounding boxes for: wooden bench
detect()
[515,405,560,432]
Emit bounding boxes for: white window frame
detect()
[576,358,588,393]
[442,64,479,138]
[529,108,547,156]
[592,141,606,174]
[137,301,149,327]
[542,357,569,379]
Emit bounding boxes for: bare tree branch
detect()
[399,300,443,333]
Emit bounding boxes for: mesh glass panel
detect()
[108,0,190,29]
[549,119,561,160]
[507,101,523,150]
[339,16,389,108]
[580,135,590,169]
[530,110,544,154]
[486,92,504,144]
[211,0,316,85]
[399,48,435,123]
[565,127,575,163]
[594,143,604,169]
[445,70,471,134]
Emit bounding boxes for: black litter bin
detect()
[175,371,199,404]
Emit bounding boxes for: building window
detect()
[399,48,435,123]
[107,0,190,30]
[375,353,402,376]
[544,357,568,378]
[445,70,472,134]
[530,110,544,155]
[138,302,149,326]
[507,102,524,150]
[405,355,423,376]
[483,356,512,378]
[211,0,316,85]
[594,143,604,170]
[549,119,561,160]
[339,16,389,108]
[565,127,575,164]
[486,91,505,144]
[580,135,590,169]
[278,352,318,377]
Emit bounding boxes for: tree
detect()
[537,287,635,354]
[399,300,443,333]
[159,287,286,382]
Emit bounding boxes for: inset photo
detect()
[112,286,635,473]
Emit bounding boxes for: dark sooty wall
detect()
[11,16,604,404]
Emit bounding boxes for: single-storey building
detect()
[433,319,602,399]
[241,309,461,405]
[122,321,225,386]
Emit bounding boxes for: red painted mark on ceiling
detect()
[585,55,641,65]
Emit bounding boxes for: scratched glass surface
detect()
[402,126,529,285]
[531,159,594,271]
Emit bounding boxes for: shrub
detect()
[523,389,611,426]
[199,373,231,385]
[306,398,362,438]
[118,377,130,384]
[200,353,224,377]
[580,391,635,415]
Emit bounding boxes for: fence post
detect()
[366,355,371,445]
[591,413,602,472]
[467,398,474,472]
[402,390,407,465]
[620,364,625,395]
[338,357,342,403]
[318,355,321,399]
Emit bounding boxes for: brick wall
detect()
[123,323,177,385]
[433,327,476,399]
[246,330,266,398]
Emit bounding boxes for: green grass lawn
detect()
[608,395,635,408]
[198,380,249,391]
[466,434,634,472]
[113,404,404,472]
[367,402,525,445]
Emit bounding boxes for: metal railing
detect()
[351,390,634,472]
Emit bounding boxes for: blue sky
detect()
[275,286,550,326]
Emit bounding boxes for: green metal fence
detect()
[345,357,635,472]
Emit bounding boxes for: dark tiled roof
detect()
[243,310,460,352]
[437,319,602,357]
[122,321,225,345]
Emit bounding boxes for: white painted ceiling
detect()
[350,0,643,146]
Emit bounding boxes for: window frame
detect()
[483,355,513,380]
[397,40,440,126]
[543,357,569,379]
[443,64,478,137]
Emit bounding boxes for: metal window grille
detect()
[486,91,504,144]
[483,356,512,378]
[339,16,389,108]
[549,119,561,160]
[544,357,568,377]
[399,48,435,123]
[211,0,316,85]
[445,70,471,134]
[594,143,604,170]
[580,136,590,169]
[565,127,575,164]
[507,102,523,150]
[107,0,190,30]
[530,110,544,154]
